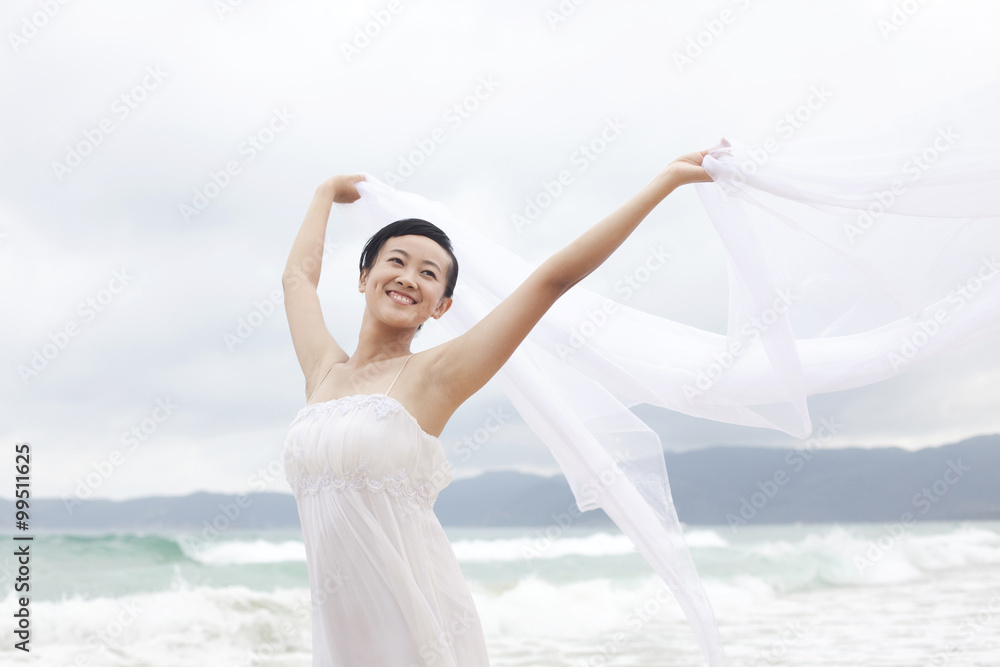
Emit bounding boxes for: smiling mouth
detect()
[386,290,416,305]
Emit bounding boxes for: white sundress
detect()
[282,354,491,666]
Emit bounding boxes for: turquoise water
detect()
[3,521,999,665]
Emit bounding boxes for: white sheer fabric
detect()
[330,79,1000,667]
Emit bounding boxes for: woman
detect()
[281,149,713,666]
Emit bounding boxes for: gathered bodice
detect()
[281,374,490,665]
[282,393,453,509]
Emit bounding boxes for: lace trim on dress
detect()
[290,461,435,508]
[290,393,403,429]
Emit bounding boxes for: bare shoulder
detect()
[412,272,561,419]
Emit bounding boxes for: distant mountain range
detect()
[4,435,997,531]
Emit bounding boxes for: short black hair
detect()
[358,218,458,331]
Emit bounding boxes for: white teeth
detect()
[388,291,415,304]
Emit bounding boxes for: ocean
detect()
[3,521,999,666]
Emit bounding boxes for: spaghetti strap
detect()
[385,354,413,398]
[306,363,336,404]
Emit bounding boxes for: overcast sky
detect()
[3,0,999,501]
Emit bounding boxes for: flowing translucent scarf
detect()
[333,80,1000,666]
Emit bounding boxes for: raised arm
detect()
[282,175,365,392]
[545,147,713,291]
[432,149,712,408]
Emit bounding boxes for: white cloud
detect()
[2,0,998,499]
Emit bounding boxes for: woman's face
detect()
[360,234,453,327]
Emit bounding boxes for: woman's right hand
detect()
[665,147,714,186]
[320,174,366,203]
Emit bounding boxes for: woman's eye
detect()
[391,257,434,278]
